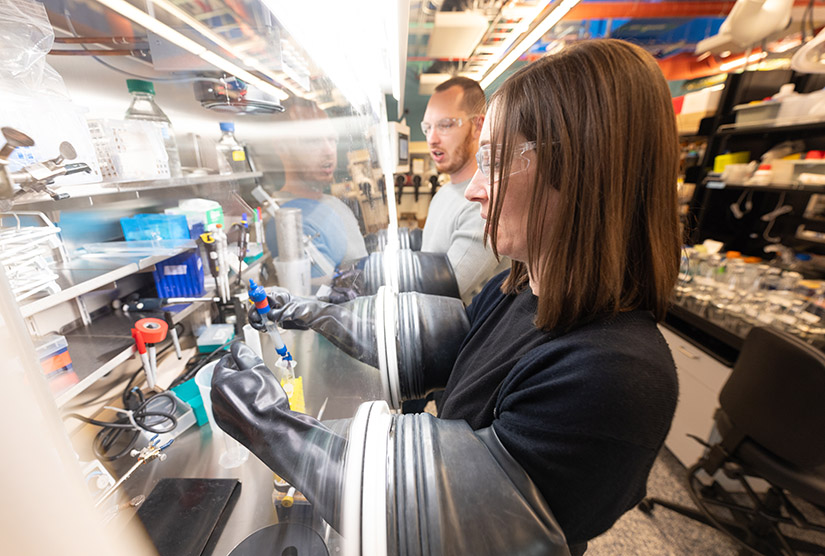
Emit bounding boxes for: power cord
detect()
[65,324,231,460]
[168,337,233,389]
[63,322,185,461]
[65,382,177,462]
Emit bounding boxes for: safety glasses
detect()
[475,141,537,180]
[420,117,476,137]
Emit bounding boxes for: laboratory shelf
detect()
[19,248,197,318]
[12,171,262,206]
[703,179,825,194]
[54,254,269,408]
[715,119,825,137]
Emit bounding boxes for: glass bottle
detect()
[124,79,183,177]
[217,122,251,174]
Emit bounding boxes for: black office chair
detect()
[639,326,825,555]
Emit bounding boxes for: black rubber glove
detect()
[210,341,346,530]
[247,288,378,368]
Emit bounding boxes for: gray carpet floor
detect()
[587,448,825,555]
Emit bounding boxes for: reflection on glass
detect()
[254,98,373,287]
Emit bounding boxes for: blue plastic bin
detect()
[121,213,190,241]
[153,251,204,298]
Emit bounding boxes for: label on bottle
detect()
[159,122,171,140]
[232,149,246,162]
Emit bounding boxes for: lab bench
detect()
[70,327,385,555]
[52,253,270,408]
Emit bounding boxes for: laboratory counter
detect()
[70,327,385,556]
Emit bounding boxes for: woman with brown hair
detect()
[211,38,680,554]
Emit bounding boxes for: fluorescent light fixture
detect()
[479,0,582,89]
[92,0,288,100]
[261,0,405,111]
[772,38,802,53]
[719,51,767,72]
[150,0,308,97]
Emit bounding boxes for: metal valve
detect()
[0,127,92,210]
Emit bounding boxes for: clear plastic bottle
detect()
[124,79,183,178]
[216,122,251,174]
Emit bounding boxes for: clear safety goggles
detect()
[421,117,476,137]
[475,141,537,180]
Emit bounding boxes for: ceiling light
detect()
[479,0,582,89]
[261,0,406,112]
[91,0,288,100]
[772,38,802,53]
[719,51,767,72]
[150,0,308,98]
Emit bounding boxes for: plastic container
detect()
[153,251,205,298]
[170,378,208,427]
[777,95,807,124]
[747,164,773,186]
[713,151,750,174]
[142,393,197,446]
[216,122,251,174]
[88,118,170,180]
[195,361,250,469]
[197,323,235,353]
[121,213,190,241]
[34,334,79,394]
[165,198,225,234]
[733,100,781,125]
[124,79,183,177]
[681,86,722,115]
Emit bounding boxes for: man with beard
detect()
[421,77,507,305]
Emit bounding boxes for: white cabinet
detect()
[659,325,732,466]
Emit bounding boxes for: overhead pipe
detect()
[563,0,812,21]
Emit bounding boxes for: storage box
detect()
[676,111,713,135]
[777,90,825,124]
[733,101,781,125]
[714,151,750,174]
[121,213,190,241]
[772,159,825,186]
[153,251,205,298]
[681,87,723,115]
[88,119,170,181]
[34,334,79,394]
[170,378,208,427]
[197,324,235,353]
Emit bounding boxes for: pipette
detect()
[234,214,249,286]
[248,279,295,379]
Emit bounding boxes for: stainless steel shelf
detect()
[20,249,196,318]
[54,254,269,408]
[13,171,262,206]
